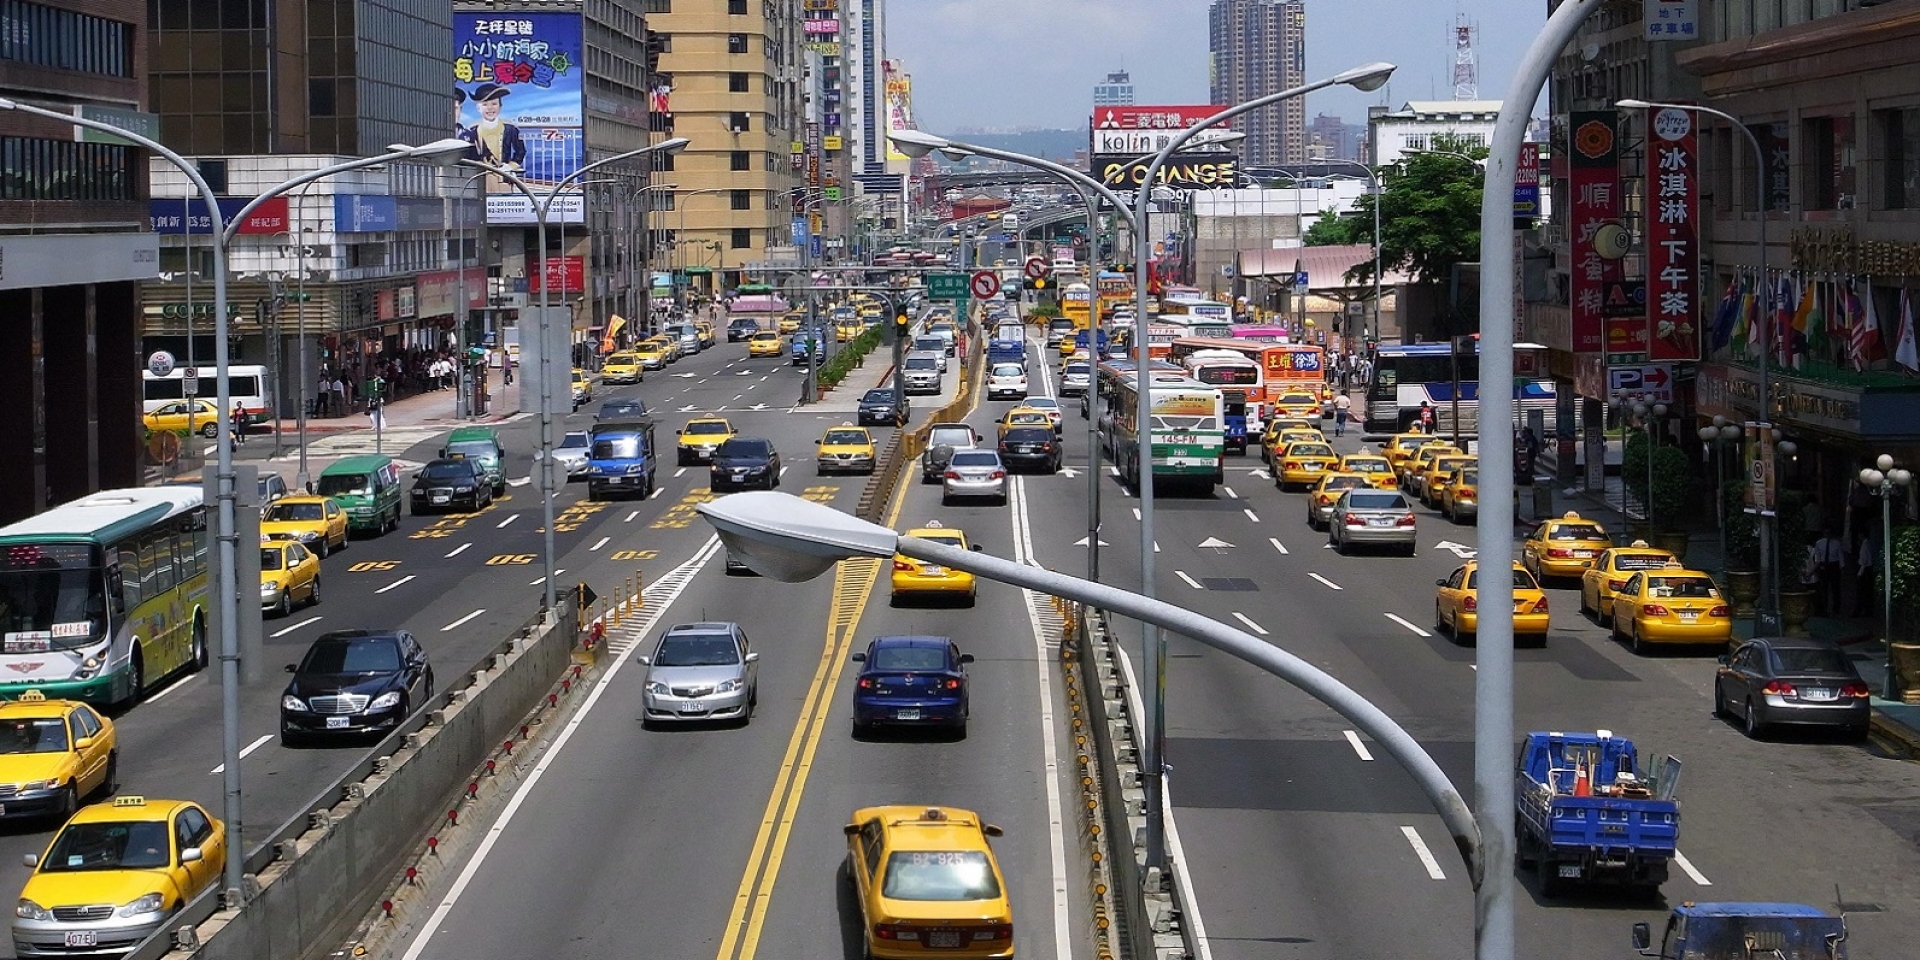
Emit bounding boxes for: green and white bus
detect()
[0,487,210,706]
[1098,360,1226,493]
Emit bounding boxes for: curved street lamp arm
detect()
[939,139,1138,229]
[222,149,415,245]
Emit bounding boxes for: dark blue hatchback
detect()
[850,635,973,736]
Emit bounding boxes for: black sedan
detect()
[410,457,491,513]
[710,437,782,491]
[596,397,650,422]
[997,426,1061,474]
[727,317,760,341]
[857,388,909,427]
[1714,636,1872,740]
[280,630,434,745]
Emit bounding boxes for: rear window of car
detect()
[1770,646,1851,675]
[1468,569,1541,590]
[950,452,1000,467]
[871,645,949,671]
[992,364,1024,376]
[881,851,1002,901]
[1003,428,1051,443]
[1550,524,1606,540]
[1347,492,1407,510]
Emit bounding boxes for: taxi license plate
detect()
[922,566,944,576]
[64,933,97,948]
[1304,462,1322,469]
[326,716,350,729]
[896,708,921,721]
[927,930,963,949]
[1678,611,1698,622]
[1574,549,1596,558]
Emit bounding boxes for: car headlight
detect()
[261,581,281,595]
[282,695,307,711]
[116,893,165,917]
[714,679,741,693]
[454,485,476,493]
[645,681,669,695]
[72,656,102,681]
[626,464,647,475]
[18,779,57,793]
[369,691,402,711]
[16,899,49,921]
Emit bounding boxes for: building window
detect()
[0,1,132,78]
[728,0,748,13]
[731,227,752,249]
[0,137,137,202]
[730,150,751,171]
[729,111,750,132]
[729,72,750,93]
[645,0,671,12]
[1805,115,1855,210]
[655,152,675,172]
[1884,106,1920,210]
[728,33,750,54]
[731,189,751,210]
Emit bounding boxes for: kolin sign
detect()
[1567,111,1621,356]
[1090,106,1228,155]
[1645,106,1701,362]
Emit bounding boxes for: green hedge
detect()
[818,325,885,390]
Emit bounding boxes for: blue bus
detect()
[1361,338,1554,438]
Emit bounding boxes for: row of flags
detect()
[1709,273,1920,374]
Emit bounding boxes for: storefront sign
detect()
[1788,226,1920,276]
[1644,106,1700,362]
[0,233,157,290]
[416,268,489,318]
[149,196,289,235]
[334,194,398,233]
[1757,123,1791,212]
[1697,361,1920,439]
[823,135,843,151]
[1092,153,1239,191]
[527,256,585,294]
[1644,0,1698,40]
[1567,111,1621,355]
[375,285,417,322]
[804,19,839,33]
[1514,143,1541,228]
[1744,421,1776,516]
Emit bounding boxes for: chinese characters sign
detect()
[1514,143,1540,228]
[527,256,585,295]
[454,13,586,225]
[1645,106,1700,362]
[1643,0,1698,40]
[1090,106,1228,155]
[1567,111,1620,356]
[148,197,288,235]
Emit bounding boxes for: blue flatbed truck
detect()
[1514,730,1679,896]
[1633,902,1847,959]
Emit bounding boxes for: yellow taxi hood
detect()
[259,519,316,537]
[23,869,179,909]
[261,567,293,587]
[0,753,74,785]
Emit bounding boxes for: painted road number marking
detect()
[486,554,537,566]
[610,549,659,561]
[348,560,400,572]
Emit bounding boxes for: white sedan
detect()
[1018,397,1064,434]
[987,362,1029,400]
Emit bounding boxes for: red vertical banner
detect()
[1645,106,1701,362]
[1567,111,1620,355]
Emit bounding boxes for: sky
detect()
[886,0,1546,134]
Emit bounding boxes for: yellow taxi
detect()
[859,303,884,320]
[1271,391,1323,420]
[1608,567,1732,653]
[601,352,643,384]
[633,341,669,370]
[1261,428,1326,465]
[260,539,321,617]
[260,495,348,558]
[1434,561,1550,646]
[570,368,592,405]
[1273,440,1339,491]
[1383,432,1447,473]
[1434,463,1480,523]
[0,692,117,821]
[1579,542,1682,625]
[694,319,717,348]
[1400,443,1461,493]
[837,318,864,342]
[1305,472,1373,530]
[748,330,784,358]
[676,417,737,465]
[817,423,877,475]
[1414,454,1475,507]
[1521,511,1614,582]
[1338,453,1398,489]
[142,399,223,439]
[891,523,977,608]
[779,312,805,334]
[998,406,1053,438]
[1057,338,1080,361]
[14,796,226,956]
[844,804,1013,959]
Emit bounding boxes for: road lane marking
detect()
[376,575,415,594]
[732,394,744,401]
[1268,537,1290,555]
[1385,613,1432,637]
[1222,485,1238,499]
[1230,612,1269,636]
[1400,826,1447,879]
[1109,465,1121,476]
[1132,507,1142,521]
[527,569,566,586]
[1243,508,1261,523]
[1308,572,1343,591]
[624,510,639,522]
[445,543,471,558]
[496,514,518,528]
[674,467,688,478]
[1176,571,1203,589]
[1343,730,1375,761]
[209,735,273,775]
[650,487,666,499]
[1674,850,1712,885]
[1008,473,1077,960]
[440,609,485,632]
[269,616,321,638]
[144,675,197,705]
[591,536,609,551]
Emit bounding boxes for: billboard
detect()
[1090,106,1228,155]
[883,61,914,161]
[1567,110,1620,357]
[1092,153,1240,191]
[1644,105,1700,362]
[454,12,586,225]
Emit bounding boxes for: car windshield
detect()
[1003,428,1051,443]
[265,502,324,522]
[302,637,402,673]
[717,439,771,458]
[992,364,1024,376]
[824,430,867,445]
[39,819,173,872]
[906,357,938,369]
[1347,492,1408,510]
[685,421,730,436]
[654,633,740,667]
[1771,646,1852,675]
[316,474,369,496]
[601,401,645,416]
[1550,524,1606,541]
[559,432,590,451]
[422,462,472,481]
[591,436,642,459]
[950,452,1000,467]
[870,645,949,671]
[881,850,1002,901]
[260,547,286,571]
[0,718,69,754]
[1643,576,1717,598]
[862,390,895,403]
[446,440,496,460]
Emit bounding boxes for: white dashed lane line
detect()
[1243,508,1261,523]
[445,543,470,558]
[1308,572,1343,591]
[1384,613,1431,637]
[1175,571,1203,590]
[269,616,321,638]
[376,575,415,594]
[496,514,519,529]
[1343,730,1375,761]
[1400,826,1447,880]
[1230,612,1268,636]
[1268,537,1289,554]
[441,609,486,632]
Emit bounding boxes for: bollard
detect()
[446,809,460,827]
[426,836,439,856]
[404,867,418,886]
[381,900,395,919]
[485,759,497,776]
[465,782,479,801]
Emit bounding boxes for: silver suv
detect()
[902,352,944,394]
[921,423,981,483]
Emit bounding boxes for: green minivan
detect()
[443,426,507,495]
[316,455,404,535]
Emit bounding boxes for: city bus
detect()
[1061,282,1093,331]
[142,363,274,423]
[1094,270,1133,322]
[1361,338,1556,438]
[1229,324,1292,343]
[1099,365,1225,493]
[1157,296,1234,337]
[1166,338,1328,418]
[0,486,209,706]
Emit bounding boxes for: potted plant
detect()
[1721,480,1761,618]
[1623,433,1695,559]
[1773,490,1817,637]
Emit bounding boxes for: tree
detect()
[1305,141,1486,291]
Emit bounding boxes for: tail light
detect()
[1345,514,1367,526]
[1462,596,1478,612]
[990,470,1007,479]
[873,924,920,941]
[1042,443,1054,451]
[944,470,962,480]
[1608,578,1628,591]
[1761,680,1796,696]
[942,678,961,690]
[976,924,1013,941]
[1642,604,1671,617]
[1841,683,1872,699]
[1547,548,1573,559]
[1460,487,1477,498]
[893,560,914,571]
[1532,597,1550,613]
[857,677,874,689]
[1707,605,1730,618]
[1395,514,1417,527]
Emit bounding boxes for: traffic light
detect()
[1023,277,1051,292]
[894,312,910,336]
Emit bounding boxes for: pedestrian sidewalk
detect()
[264,365,524,438]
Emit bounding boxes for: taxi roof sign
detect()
[113,796,146,807]
[18,690,45,702]
[1563,511,1582,520]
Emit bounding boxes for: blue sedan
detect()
[850,635,973,737]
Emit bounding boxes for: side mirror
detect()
[635,655,650,666]
[1715,654,1730,666]
[744,652,759,663]
[1435,578,1448,587]
[983,824,1004,838]
[815,439,822,445]
[179,847,202,864]
[438,448,447,458]
[675,429,683,435]
[971,544,984,552]
[285,663,298,673]
[21,854,37,868]
[1630,922,1651,951]
[843,823,861,836]
[74,736,93,750]
[850,651,867,662]
[960,653,975,664]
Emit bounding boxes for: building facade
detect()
[0,0,157,521]
[1208,0,1306,167]
[1365,100,1501,165]
[1093,69,1134,108]
[1306,112,1362,161]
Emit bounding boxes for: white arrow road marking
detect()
[750,403,769,411]
[508,477,532,487]
[1343,731,1375,761]
[1249,468,1271,479]
[442,609,486,632]
[209,735,274,775]
[1400,826,1447,880]
[737,369,753,375]
[270,616,322,638]
[376,575,416,594]
[1197,536,1235,550]
[1230,612,1268,636]
[1308,572,1343,591]
[1435,540,1478,558]
[1059,467,1079,478]
[445,543,471,558]
[674,372,697,378]
[1385,613,1432,638]
[1175,571,1203,589]
[1073,537,1111,547]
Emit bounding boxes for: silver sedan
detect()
[640,622,759,726]
[940,450,1009,506]
[1327,489,1418,556]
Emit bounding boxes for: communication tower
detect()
[1452,14,1479,100]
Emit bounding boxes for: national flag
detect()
[1806,279,1831,361]
[1897,287,1920,374]
[1850,281,1884,370]
[1730,277,1754,358]
[1709,275,1740,352]
[1775,275,1799,367]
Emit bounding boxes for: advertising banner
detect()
[883,62,914,161]
[527,256,585,294]
[1513,143,1540,228]
[454,12,587,225]
[1092,153,1239,191]
[1645,105,1701,362]
[1090,106,1229,155]
[416,268,489,318]
[1567,110,1620,357]
[149,197,288,235]
[334,194,398,233]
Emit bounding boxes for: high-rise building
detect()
[1093,70,1134,108]
[0,0,155,519]
[1208,0,1306,167]
[843,0,897,225]
[1306,113,1362,161]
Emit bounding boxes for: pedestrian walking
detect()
[1333,393,1352,436]
[330,375,346,417]
[1417,401,1435,434]
[229,401,247,446]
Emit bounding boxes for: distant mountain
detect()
[944,128,1086,163]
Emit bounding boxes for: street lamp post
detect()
[452,169,490,421]
[1860,455,1913,696]
[1630,401,1669,536]
[1287,159,1383,346]
[464,138,691,613]
[627,182,677,334]
[1698,416,1743,575]
[1618,98,1778,634]
[1125,61,1397,875]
